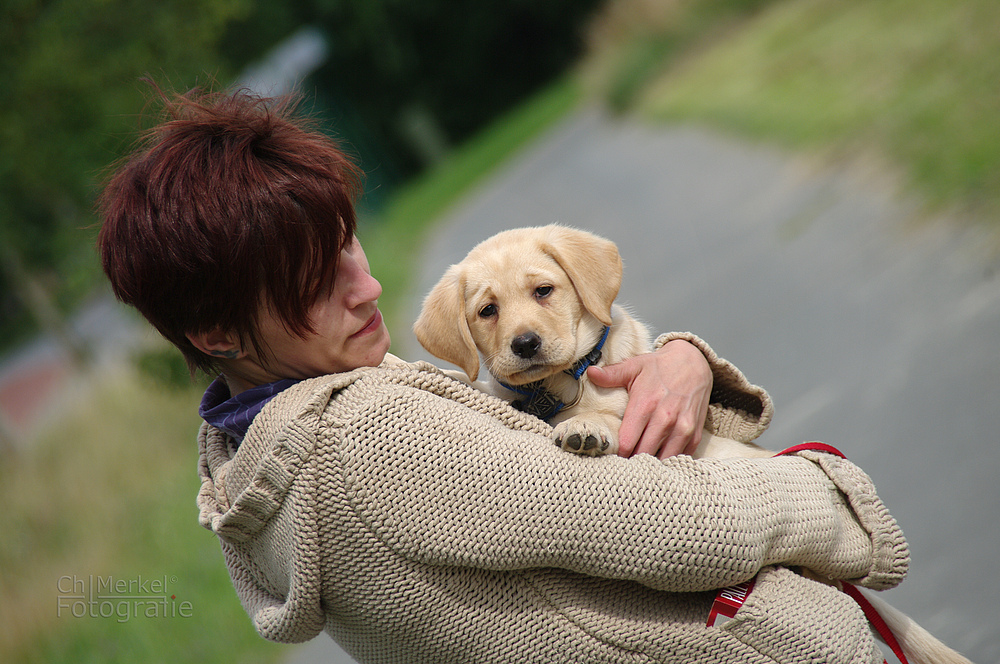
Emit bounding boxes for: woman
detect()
[98,87,908,663]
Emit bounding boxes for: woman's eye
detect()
[535,285,553,299]
[479,304,497,318]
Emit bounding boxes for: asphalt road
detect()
[291,108,999,663]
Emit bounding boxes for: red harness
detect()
[706,443,909,664]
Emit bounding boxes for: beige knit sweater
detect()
[197,337,908,663]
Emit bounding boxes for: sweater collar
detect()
[199,376,302,445]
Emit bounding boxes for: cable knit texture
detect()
[197,340,908,663]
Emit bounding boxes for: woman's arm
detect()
[587,333,773,458]
[338,377,907,594]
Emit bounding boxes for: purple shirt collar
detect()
[199,376,301,445]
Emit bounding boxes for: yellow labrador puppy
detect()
[415,224,972,664]
[414,224,763,458]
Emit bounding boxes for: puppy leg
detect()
[693,433,773,459]
[552,412,622,456]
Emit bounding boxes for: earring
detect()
[208,349,241,359]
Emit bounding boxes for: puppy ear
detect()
[541,225,622,326]
[413,267,481,380]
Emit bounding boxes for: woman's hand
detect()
[587,339,712,459]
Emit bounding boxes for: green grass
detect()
[581,0,778,112]
[0,370,286,664]
[360,75,583,342]
[622,0,1000,224]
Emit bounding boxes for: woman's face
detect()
[249,236,391,382]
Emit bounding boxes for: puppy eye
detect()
[479,304,497,318]
[535,285,553,299]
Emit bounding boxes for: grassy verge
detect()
[360,75,583,341]
[579,0,779,112]
[0,370,285,664]
[584,0,1000,229]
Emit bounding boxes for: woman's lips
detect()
[352,309,383,338]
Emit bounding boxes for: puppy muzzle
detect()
[511,332,542,359]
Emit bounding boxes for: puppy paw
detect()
[553,418,618,456]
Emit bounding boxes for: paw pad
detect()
[556,433,610,455]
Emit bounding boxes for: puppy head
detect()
[414,225,622,383]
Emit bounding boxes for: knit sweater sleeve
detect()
[655,331,774,443]
[331,368,907,594]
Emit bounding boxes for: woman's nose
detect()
[342,256,382,307]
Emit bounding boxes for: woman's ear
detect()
[186,329,245,360]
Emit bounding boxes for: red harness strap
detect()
[841,580,910,664]
[706,442,909,664]
[772,441,847,459]
[706,577,756,628]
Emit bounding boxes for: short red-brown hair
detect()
[98,86,363,375]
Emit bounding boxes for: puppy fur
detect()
[414,224,758,457]
[415,224,972,664]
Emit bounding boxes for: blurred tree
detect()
[220,0,603,177]
[0,0,248,356]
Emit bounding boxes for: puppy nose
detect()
[511,332,541,359]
